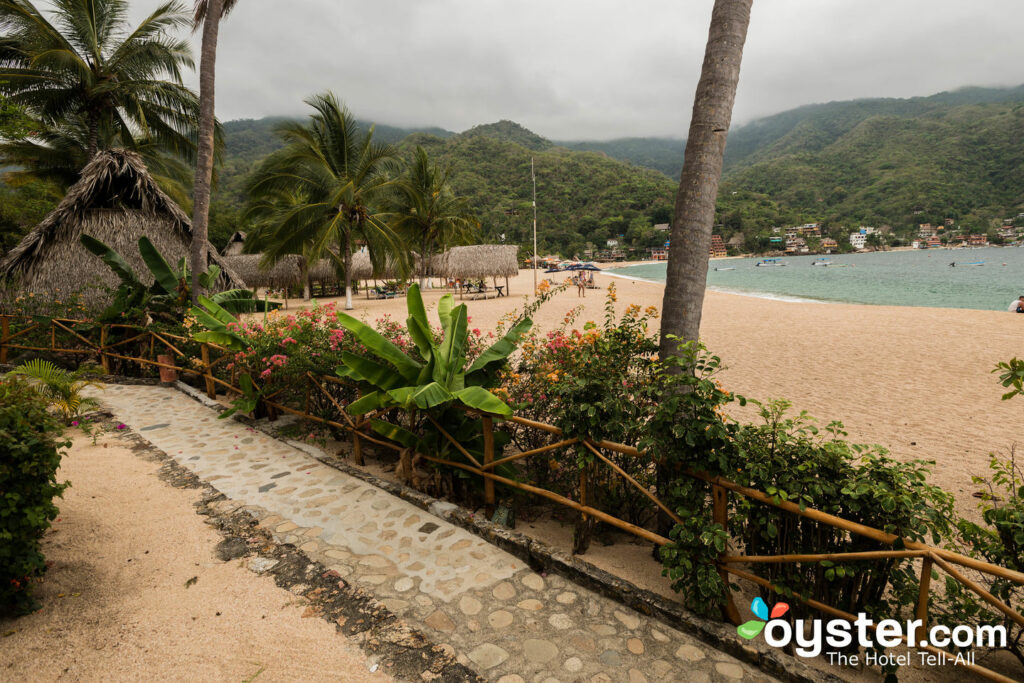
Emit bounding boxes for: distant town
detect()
[584,215,1024,262]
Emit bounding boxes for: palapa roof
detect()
[221,231,248,256]
[0,150,244,300]
[223,254,304,289]
[437,244,519,279]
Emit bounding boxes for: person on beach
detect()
[576,274,586,297]
[1008,296,1024,312]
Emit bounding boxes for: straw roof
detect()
[223,254,304,289]
[0,150,244,302]
[221,231,248,256]
[436,245,519,279]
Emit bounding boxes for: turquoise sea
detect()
[606,248,1024,311]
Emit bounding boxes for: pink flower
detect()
[116,423,126,430]
[260,369,272,379]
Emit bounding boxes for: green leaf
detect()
[337,353,405,390]
[369,419,418,448]
[454,385,512,416]
[138,237,179,294]
[437,294,454,331]
[387,382,454,410]
[337,312,422,380]
[466,317,533,381]
[347,391,390,415]
[80,233,140,286]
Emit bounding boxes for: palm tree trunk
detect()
[343,233,354,310]
[301,257,311,301]
[656,0,752,542]
[420,234,429,289]
[86,111,99,159]
[190,0,224,304]
[660,0,752,356]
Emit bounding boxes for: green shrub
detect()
[0,377,70,615]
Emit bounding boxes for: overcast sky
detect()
[121,0,1024,140]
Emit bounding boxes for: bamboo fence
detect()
[2,314,1022,682]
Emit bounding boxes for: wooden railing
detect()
[2,313,1022,682]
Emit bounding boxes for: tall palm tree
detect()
[189,0,238,302]
[389,146,479,288]
[659,0,753,354]
[245,92,402,310]
[656,0,753,546]
[0,0,199,162]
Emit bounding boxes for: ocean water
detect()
[606,248,1024,311]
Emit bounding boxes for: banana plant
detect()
[80,235,276,322]
[335,284,531,466]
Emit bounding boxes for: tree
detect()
[189,0,239,302]
[245,92,402,310]
[656,0,753,545]
[659,0,753,354]
[0,0,199,162]
[389,146,479,288]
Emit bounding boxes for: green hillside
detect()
[206,84,1024,257]
[210,118,676,257]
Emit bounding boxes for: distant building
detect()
[785,226,800,238]
[967,234,988,246]
[785,237,808,254]
[821,238,839,252]
[945,218,956,227]
[649,247,668,260]
[710,235,728,258]
[653,223,670,232]
[606,239,619,247]
[918,223,937,238]
[799,223,821,237]
[858,226,878,235]
[727,234,745,250]
[849,232,867,250]
[927,236,942,248]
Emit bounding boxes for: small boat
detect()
[812,258,832,266]
[714,266,736,271]
[949,261,984,267]
[755,258,786,267]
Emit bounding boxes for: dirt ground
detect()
[0,432,388,683]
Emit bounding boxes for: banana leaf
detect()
[138,237,180,294]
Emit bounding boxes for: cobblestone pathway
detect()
[93,384,775,683]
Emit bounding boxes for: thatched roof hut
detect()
[223,254,303,290]
[0,150,244,302]
[437,245,519,280]
[221,231,247,256]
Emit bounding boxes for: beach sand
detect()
[0,433,386,682]
[289,266,1023,519]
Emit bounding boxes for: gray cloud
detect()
[121,0,1024,140]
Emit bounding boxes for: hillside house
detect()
[710,235,728,258]
[821,238,839,252]
[849,232,867,250]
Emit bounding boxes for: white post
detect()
[532,157,538,294]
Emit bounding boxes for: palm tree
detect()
[659,0,753,353]
[0,114,194,204]
[389,146,479,288]
[189,0,238,302]
[245,92,402,310]
[0,0,199,162]
[656,0,752,546]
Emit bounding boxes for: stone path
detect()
[92,384,775,683]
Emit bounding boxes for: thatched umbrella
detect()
[0,150,244,306]
[221,231,247,256]
[222,254,303,302]
[437,244,519,296]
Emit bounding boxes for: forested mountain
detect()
[204,83,1024,256]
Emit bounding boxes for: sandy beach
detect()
[289,265,1024,519]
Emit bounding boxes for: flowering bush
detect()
[501,284,662,532]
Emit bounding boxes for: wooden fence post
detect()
[0,316,9,364]
[482,415,496,517]
[351,388,364,466]
[201,343,217,399]
[713,483,742,625]
[99,326,110,373]
[917,556,934,624]
[573,457,595,555]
